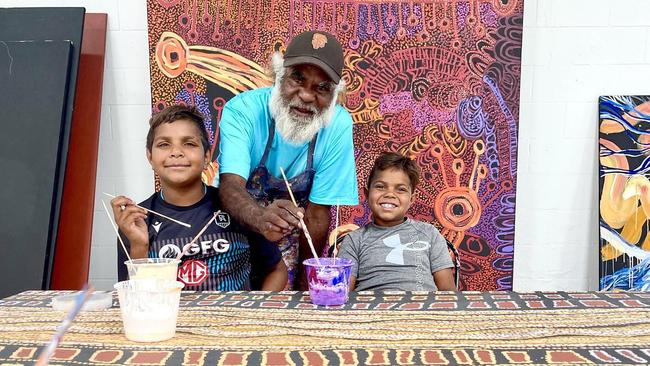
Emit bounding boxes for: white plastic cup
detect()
[114,279,184,342]
[125,258,180,280]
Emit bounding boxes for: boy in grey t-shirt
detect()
[338,152,456,291]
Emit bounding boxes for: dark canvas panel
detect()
[0,40,72,297]
[0,7,85,296]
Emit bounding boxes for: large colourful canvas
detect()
[147,0,524,290]
[599,96,650,291]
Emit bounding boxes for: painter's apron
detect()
[246,120,316,289]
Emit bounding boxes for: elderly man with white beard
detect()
[217,31,358,291]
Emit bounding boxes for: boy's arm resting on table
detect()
[337,234,359,292]
[428,225,456,291]
[348,276,357,292]
[433,268,457,291]
[260,259,288,291]
[219,173,304,242]
[296,202,331,290]
[110,196,149,258]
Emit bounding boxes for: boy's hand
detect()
[110,196,149,253]
[257,199,304,242]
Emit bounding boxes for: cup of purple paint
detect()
[303,257,354,306]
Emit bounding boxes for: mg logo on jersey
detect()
[178,259,208,286]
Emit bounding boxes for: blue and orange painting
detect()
[599,95,650,291]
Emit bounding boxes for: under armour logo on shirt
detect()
[383,234,430,265]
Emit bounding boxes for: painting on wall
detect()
[147,0,524,290]
[599,96,650,291]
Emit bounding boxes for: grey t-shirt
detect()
[338,218,453,291]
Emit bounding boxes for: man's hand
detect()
[110,196,149,258]
[220,173,308,242]
[256,199,305,242]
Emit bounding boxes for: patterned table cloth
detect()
[1,291,650,365]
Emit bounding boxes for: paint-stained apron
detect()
[246,120,316,289]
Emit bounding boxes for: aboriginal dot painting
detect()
[147,0,524,290]
[599,96,650,291]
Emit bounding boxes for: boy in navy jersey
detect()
[111,105,287,291]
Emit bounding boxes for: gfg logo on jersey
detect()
[178,259,208,286]
[159,239,230,258]
[383,234,430,265]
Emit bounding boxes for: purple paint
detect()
[303,258,354,306]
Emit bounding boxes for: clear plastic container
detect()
[303,257,354,306]
[114,279,184,342]
[51,292,113,312]
[125,258,180,280]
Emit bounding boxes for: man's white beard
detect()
[268,54,340,145]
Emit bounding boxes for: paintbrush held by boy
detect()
[110,105,287,291]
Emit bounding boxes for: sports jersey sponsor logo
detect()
[178,259,208,286]
[215,212,230,228]
[158,239,230,258]
[383,234,430,265]
[159,244,181,258]
[185,239,230,255]
[152,221,162,233]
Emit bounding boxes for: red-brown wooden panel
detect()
[51,13,108,289]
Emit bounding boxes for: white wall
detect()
[5,0,650,291]
[514,0,650,291]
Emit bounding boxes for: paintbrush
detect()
[35,286,94,366]
[279,168,321,264]
[101,200,133,263]
[176,211,220,260]
[333,199,340,258]
[103,192,191,228]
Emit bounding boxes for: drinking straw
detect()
[176,211,220,260]
[101,200,132,263]
[279,168,321,264]
[102,192,191,228]
[35,286,93,366]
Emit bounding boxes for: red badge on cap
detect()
[178,259,208,286]
[312,33,327,49]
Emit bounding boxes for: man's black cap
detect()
[283,31,344,83]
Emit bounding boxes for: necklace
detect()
[160,184,207,203]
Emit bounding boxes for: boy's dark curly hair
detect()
[146,105,209,152]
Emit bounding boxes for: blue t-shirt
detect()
[217,87,359,205]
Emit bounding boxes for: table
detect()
[1,291,650,365]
